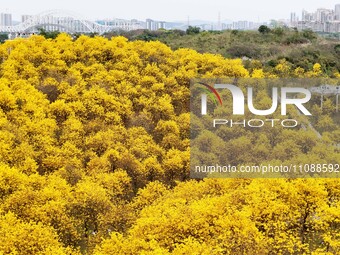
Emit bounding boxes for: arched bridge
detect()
[0,10,143,34]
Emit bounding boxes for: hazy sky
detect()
[1,0,340,22]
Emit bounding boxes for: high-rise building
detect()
[0,13,12,26]
[146,19,166,30]
[316,8,334,22]
[21,15,33,23]
[302,10,316,22]
[335,4,340,20]
[146,19,155,30]
[232,21,249,30]
[157,21,166,30]
[297,5,340,33]
[290,12,298,24]
[302,10,307,21]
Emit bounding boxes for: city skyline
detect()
[1,0,340,23]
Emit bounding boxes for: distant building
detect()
[157,21,166,30]
[290,13,297,23]
[146,19,155,30]
[225,20,264,30]
[316,8,334,22]
[336,4,340,20]
[21,15,33,23]
[95,18,143,31]
[301,10,315,22]
[0,13,12,26]
[292,4,340,32]
[146,19,166,30]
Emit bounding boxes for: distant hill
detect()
[167,19,233,30]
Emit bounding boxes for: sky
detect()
[0,0,340,22]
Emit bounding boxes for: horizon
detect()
[0,0,340,23]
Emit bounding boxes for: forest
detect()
[0,32,339,254]
[110,28,340,77]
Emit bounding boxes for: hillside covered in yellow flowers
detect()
[0,34,339,254]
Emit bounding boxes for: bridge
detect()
[0,10,143,35]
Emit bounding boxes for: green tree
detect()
[186,26,201,35]
[258,25,271,34]
[38,28,60,39]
